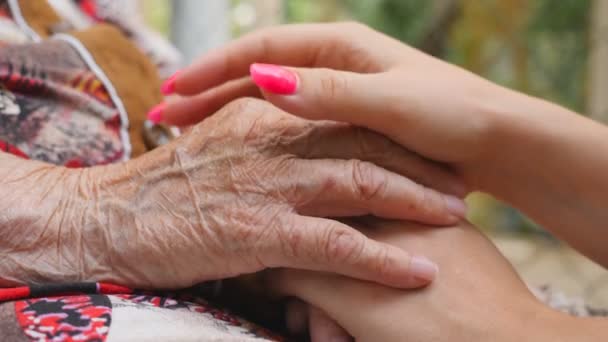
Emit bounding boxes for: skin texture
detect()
[0,98,467,289]
[270,219,608,342]
[163,22,608,270]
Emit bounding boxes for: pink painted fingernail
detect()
[147,103,165,124]
[250,63,298,95]
[410,256,438,282]
[161,70,180,95]
[445,195,468,219]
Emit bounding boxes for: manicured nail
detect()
[410,256,438,282]
[250,63,298,95]
[147,103,165,124]
[444,195,468,219]
[161,71,180,95]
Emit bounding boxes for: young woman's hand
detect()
[268,218,605,342]
[151,22,506,186]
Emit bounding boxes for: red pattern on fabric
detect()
[0,71,46,95]
[104,114,121,130]
[79,0,101,21]
[15,295,111,342]
[0,42,127,167]
[0,139,27,159]
[65,159,84,168]
[69,71,113,105]
[0,8,10,18]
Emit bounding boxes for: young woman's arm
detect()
[270,218,608,342]
[476,90,608,266]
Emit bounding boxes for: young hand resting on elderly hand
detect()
[156,22,608,269]
[150,21,608,340]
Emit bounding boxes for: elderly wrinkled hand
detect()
[0,98,466,290]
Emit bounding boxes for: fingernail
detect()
[147,103,165,124]
[444,195,468,219]
[161,70,180,95]
[410,256,438,282]
[250,63,298,95]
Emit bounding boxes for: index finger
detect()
[265,215,438,289]
[174,23,401,96]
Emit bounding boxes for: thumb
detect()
[249,63,393,132]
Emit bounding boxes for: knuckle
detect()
[219,98,282,140]
[284,228,305,259]
[425,189,447,218]
[221,97,269,117]
[271,160,303,203]
[374,246,395,281]
[248,25,280,43]
[323,225,363,263]
[318,70,349,103]
[257,33,274,63]
[351,160,387,201]
[277,218,306,259]
[410,185,441,219]
[354,127,394,159]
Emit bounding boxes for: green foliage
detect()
[343,0,434,45]
[285,0,591,112]
[285,0,435,45]
[526,0,590,112]
[285,0,328,22]
[528,0,590,33]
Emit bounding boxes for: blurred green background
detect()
[145,0,596,238]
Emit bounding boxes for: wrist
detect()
[463,85,575,192]
[537,310,608,341]
[85,143,206,287]
[453,82,520,191]
[0,157,91,284]
[494,302,580,342]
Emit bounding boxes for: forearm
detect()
[0,151,147,288]
[0,141,213,288]
[476,87,608,265]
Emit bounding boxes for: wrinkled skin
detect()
[0,98,465,289]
